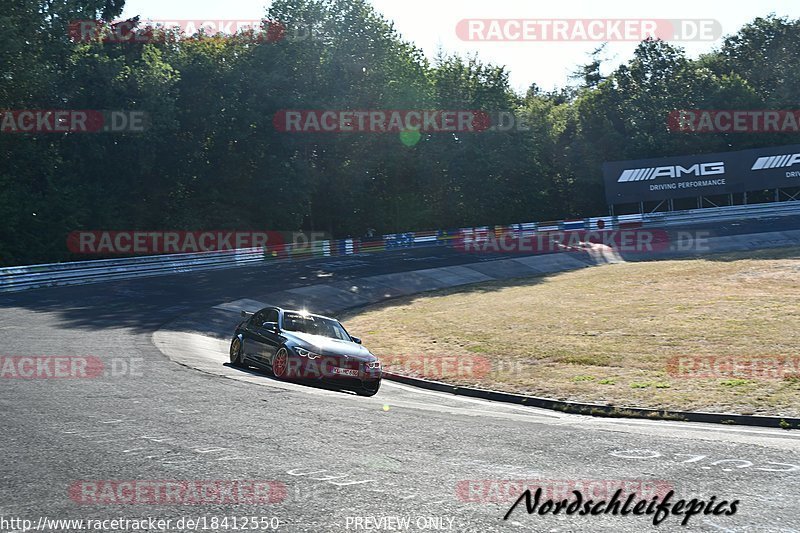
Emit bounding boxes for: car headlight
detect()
[295,347,321,359]
[365,361,381,369]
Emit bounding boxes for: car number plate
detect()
[332,367,359,377]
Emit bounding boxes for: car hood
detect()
[283,331,376,361]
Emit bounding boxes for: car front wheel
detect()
[357,380,381,397]
[272,347,291,379]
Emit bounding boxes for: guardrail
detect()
[2,200,799,293]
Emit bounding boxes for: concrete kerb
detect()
[383,372,800,429]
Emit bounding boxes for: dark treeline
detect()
[2,0,799,265]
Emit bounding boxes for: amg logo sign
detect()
[617,162,725,182]
[751,153,800,170]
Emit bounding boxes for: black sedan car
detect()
[229,306,382,396]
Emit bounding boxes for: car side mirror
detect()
[262,321,279,332]
[351,336,362,344]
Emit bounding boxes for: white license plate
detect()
[332,367,359,377]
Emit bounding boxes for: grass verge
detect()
[343,247,800,416]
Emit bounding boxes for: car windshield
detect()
[282,313,351,341]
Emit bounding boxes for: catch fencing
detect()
[2,201,799,292]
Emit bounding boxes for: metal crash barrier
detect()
[2,200,800,292]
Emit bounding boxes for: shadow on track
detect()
[221,362,361,396]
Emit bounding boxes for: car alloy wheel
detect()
[272,348,289,379]
[230,337,244,367]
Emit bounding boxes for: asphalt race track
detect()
[2,217,800,532]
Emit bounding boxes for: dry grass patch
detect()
[343,248,800,416]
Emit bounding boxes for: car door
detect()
[241,310,267,361]
[254,308,282,365]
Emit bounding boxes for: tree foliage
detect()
[1,3,798,265]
